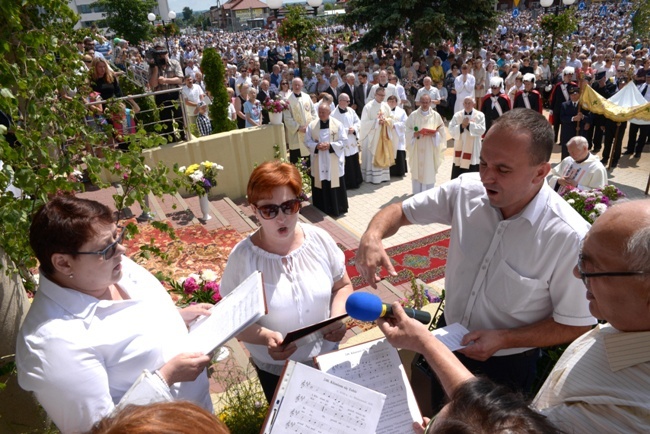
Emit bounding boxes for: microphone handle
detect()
[384,304,432,325]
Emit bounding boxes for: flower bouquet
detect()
[262,97,289,114]
[168,269,223,306]
[178,161,223,196]
[561,185,626,224]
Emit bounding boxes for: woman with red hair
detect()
[219,161,353,403]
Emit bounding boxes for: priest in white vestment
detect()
[331,93,363,189]
[548,136,607,195]
[405,94,445,194]
[448,96,486,180]
[305,103,349,216]
[284,78,317,163]
[367,70,398,102]
[360,87,393,184]
[387,95,408,177]
[454,64,476,113]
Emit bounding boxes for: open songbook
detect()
[261,360,386,434]
[315,338,422,434]
[185,271,267,355]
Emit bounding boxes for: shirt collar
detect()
[601,324,650,372]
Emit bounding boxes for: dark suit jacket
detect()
[338,83,355,105]
[227,77,236,91]
[353,83,370,118]
[560,100,592,146]
[257,89,276,124]
[324,86,338,101]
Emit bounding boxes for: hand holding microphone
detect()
[345,292,432,325]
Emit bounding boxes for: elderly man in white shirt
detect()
[415,77,441,109]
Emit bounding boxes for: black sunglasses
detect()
[66,226,126,261]
[577,251,650,287]
[255,199,301,220]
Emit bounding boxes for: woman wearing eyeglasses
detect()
[219,161,353,403]
[16,195,213,433]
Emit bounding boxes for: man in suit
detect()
[324,76,339,101]
[353,72,371,118]
[338,73,356,108]
[256,79,276,125]
[549,67,577,144]
[560,85,591,160]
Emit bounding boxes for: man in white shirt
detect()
[548,136,607,194]
[378,199,650,434]
[181,75,205,127]
[388,74,409,110]
[183,58,199,81]
[356,108,595,411]
[415,77,441,109]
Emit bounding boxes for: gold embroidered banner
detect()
[580,85,650,122]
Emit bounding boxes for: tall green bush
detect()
[202,48,236,134]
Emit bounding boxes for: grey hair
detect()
[626,226,650,272]
[567,136,589,150]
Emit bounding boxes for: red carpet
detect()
[344,229,450,290]
[123,222,247,299]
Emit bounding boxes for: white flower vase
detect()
[214,346,230,362]
[199,194,211,221]
[269,112,283,125]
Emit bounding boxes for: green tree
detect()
[96,0,157,42]
[340,0,498,55]
[202,48,237,133]
[182,6,193,21]
[0,0,184,282]
[632,0,650,40]
[540,10,578,73]
[276,5,323,78]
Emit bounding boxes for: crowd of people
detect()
[13,2,650,433]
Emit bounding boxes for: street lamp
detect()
[148,10,177,52]
[307,0,322,16]
[268,0,282,18]
[540,0,576,76]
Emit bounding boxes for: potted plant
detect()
[177,161,223,221]
[262,97,289,125]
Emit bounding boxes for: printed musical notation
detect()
[264,361,385,434]
[315,338,421,434]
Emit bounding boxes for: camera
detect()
[145,47,168,68]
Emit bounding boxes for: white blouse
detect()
[220,223,345,375]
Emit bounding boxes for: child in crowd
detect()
[195,102,212,137]
[244,88,262,128]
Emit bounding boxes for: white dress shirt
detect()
[402,174,595,355]
[16,257,212,433]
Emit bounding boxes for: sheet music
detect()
[430,322,470,351]
[264,361,385,434]
[185,271,266,354]
[315,338,421,434]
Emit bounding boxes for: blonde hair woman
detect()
[90,57,122,100]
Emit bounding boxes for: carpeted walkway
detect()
[123,221,247,289]
[343,229,450,290]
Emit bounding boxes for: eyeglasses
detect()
[255,199,301,220]
[67,226,126,261]
[577,250,650,287]
[281,82,288,85]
